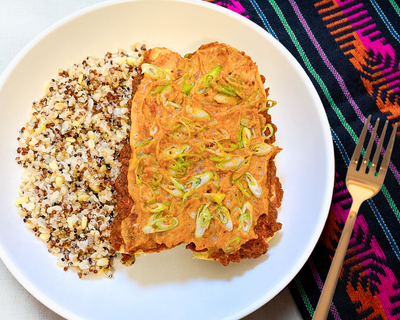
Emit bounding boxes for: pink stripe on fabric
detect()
[345,10,368,21]
[330,173,400,319]
[336,0,357,6]
[351,16,372,27]
[214,0,249,18]
[305,1,400,184]
[342,3,363,14]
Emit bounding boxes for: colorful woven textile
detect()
[205,0,400,319]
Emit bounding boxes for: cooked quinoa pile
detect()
[14,43,146,278]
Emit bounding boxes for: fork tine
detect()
[377,122,398,179]
[369,120,388,175]
[350,115,371,168]
[360,117,380,173]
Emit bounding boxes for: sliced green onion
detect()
[204,193,225,205]
[135,159,144,185]
[216,141,238,152]
[231,156,251,183]
[238,201,253,233]
[211,171,220,189]
[186,105,211,120]
[150,82,170,95]
[146,203,167,213]
[244,173,262,198]
[161,145,189,159]
[142,216,179,234]
[246,89,260,108]
[266,99,277,109]
[224,236,241,253]
[168,162,188,178]
[182,77,195,95]
[170,177,185,190]
[238,126,251,148]
[199,142,206,153]
[195,204,212,238]
[240,117,252,127]
[262,123,274,139]
[142,63,170,80]
[251,142,272,156]
[161,184,184,198]
[236,180,251,198]
[213,83,237,96]
[216,157,244,170]
[226,76,245,88]
[183,171,213,201]
[140,182,156,204]
[134,137,154,148]
[216,205,233,231]
[150,172,163,188]
[196,65,222,94]
[214,94,238,104]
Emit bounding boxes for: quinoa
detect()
[14,42,147,278]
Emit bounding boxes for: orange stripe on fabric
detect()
[314,0,333,8]
[327,17,348,29]
[322,10,344,22]
[315,0,338,14]
[335,33,354,42]
[331,24,353,35]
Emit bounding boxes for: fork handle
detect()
[312,199,363,320]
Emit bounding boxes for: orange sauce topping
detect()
[121,42,280,256]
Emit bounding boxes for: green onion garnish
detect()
[244,173,262,198]
[186,105,211,120]
[251,142,272,156]
[142,63,171,80]
[238,201,253,233]
[263,123,274,139]
[142,216,179,234]
[195,204,212,238]
[224,236,241,253]
[216,205,233,231]
[231,156,251,183]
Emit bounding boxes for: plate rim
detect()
[0,0,335,319]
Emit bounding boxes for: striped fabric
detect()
[206,1,400,319]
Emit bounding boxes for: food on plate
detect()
[14,43,147,278]
[111,42,283,265]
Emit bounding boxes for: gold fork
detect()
[312,115,398,320]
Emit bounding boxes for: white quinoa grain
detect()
[15,43,147,278]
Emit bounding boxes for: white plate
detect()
[0,0,334,319]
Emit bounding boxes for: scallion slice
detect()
[216,205,233,231]
[262,123,274,139]
[142,216,179,234]
[238,201,253,233]
[142,63,171,80]
[224,236,241,253]
[251,142,272,156]
[186,105,211,120]
[230,156,251,183]
[244,173,262,198]
[195,204,212,238]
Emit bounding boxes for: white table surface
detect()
[0,1,303,319]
